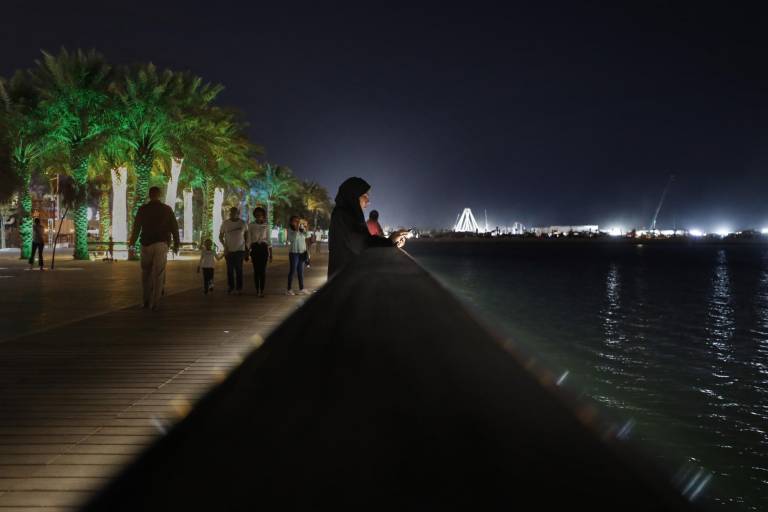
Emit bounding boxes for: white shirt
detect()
[219,219,247,252]
[287,229,309,253]
[199,249,217,268]
[247,223,271,247]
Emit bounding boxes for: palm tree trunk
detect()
[98,189,110,241]
[72,158,89,260]
[165,157,183,208]
[183,188,193,243]
[18,175,32,260]
[130,154,152,258]
[0,213,6,250]
[111,167,128,260]
[213,187,224,251]
[202,181,214,244]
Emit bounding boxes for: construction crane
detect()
[650,174,675,231]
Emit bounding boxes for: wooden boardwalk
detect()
[0,249,326,510]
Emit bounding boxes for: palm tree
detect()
[301,180,332,230]
[0,70,43,259]
[171,106,255,244]
[109,63,175,256]
[28,49,113,260]
[89,138,130,245]
[163,72,224,209]
[251,163,299,233]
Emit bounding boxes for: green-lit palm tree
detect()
[0,71,43,259]
[171,105,254,242]
[163,72,225,209]
[28,49,113,260]
[109,63,175,255]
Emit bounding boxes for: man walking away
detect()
[219,207,248,295]
[129,186,180,310]
[29,218,45,270]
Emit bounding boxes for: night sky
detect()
[2,2,768,231]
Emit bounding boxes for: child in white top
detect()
[286,216,311,295]
[197,239,223,294]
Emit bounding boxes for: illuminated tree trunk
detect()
[130,154,152,258]
[213,187,224,251]
[165,157,183,208]
[72,158,89,260]
[183,188,193,243]
[98,188,111,241]
[18,172,32,260]
[111,167,128,257]
[0,211,6,250]
[201,180,213,244]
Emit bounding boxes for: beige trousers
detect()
[141,242,169,308]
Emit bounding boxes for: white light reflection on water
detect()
[706,250,735,365]
[602,263,624,346]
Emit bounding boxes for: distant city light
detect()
[690,229,704,237]
[762,228,768,235]
[714,227,731,237]
[608,226,623,237]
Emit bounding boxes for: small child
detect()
[197,239,223,294]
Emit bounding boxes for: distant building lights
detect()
[715,228,731,237]
[690,229,704,237]
[608,227,623,237]
[762,228,768,235]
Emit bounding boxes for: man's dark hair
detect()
[148,186,161,199]
[253,207,266,217]
[369,210,379,221]
[33,217,40,224]
[229,207,239,216]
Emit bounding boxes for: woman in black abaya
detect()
[328,177,408,278]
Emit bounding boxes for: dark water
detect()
[407,240,768,511]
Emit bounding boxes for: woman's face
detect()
[255,212,266,223]
[359,192,370,209]
[290,217,299,229]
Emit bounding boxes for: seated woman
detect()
[328,177,408,278]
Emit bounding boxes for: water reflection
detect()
[408,242,768,509]
[707,250,735,365]
[603,263,625,345]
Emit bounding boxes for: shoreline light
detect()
[714,227,731,237]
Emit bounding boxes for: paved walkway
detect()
[0,248,327,510]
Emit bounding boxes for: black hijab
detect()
[333,177,370,233]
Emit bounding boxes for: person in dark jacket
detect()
[328,177,408,278]
[129,186,180,310]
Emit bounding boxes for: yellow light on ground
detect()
[249,333,264,348]
[170,398,192,419]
